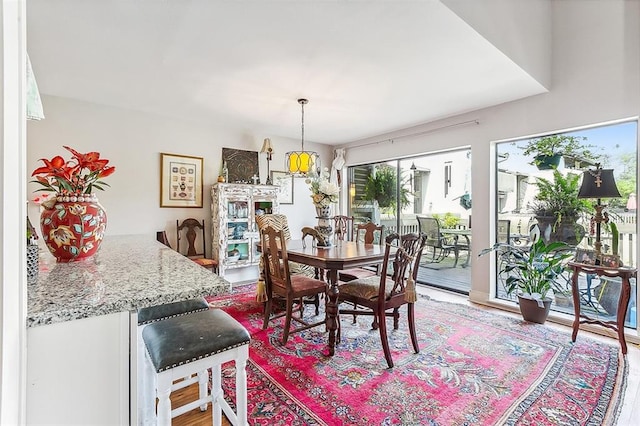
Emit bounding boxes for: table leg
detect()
[325,269,339,356]
[617,276,631,355]
[460,235,471,268]
[571,268,581,342]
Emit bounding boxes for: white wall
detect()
[339,0,640,303]
[26,95,331,281]
[443,0,552,89]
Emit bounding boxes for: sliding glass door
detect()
[347,148,472,294]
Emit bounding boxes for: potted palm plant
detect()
[479,238,573,323]
[362,166,410,210]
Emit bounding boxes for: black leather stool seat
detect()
[142,309,250,373]
[137,298,209,326]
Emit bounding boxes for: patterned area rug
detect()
[207,285,627,425]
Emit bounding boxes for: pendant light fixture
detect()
[285,98,320,176]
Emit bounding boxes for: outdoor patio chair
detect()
[497,219,511,244]
[416,215,464,267]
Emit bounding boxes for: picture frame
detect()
[600,254,620,268]
[271,170,294,204]
[221,148,259,183]
[160,153,203,208]
[574,248,597,265]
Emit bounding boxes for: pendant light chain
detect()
[301,100,305,152]
[285,98,318,176]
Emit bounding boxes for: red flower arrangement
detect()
[31,146,115,195]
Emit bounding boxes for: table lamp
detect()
[261,138,273,185]
[577,165,621,259]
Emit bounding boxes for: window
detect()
[493,120,637,330]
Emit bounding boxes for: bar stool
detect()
[141,308,250,425]
[137,298,210,326]
[137,298,212,419]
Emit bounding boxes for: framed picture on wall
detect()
[160,153,203,208]
[271,170,294,204]
[221,148,259,183]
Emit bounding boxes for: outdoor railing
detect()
[379,216,637,268]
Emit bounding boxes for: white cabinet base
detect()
[26,312,130,425]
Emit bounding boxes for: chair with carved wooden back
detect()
[333,215,355,242]
[260,225,328,345]
[338,232,427,368]
[338,222,385,282]
[176,218,219,273]
[255,214,319,314]
[156,231,171,248]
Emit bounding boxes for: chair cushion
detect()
[339,276,394,300]
[192,258,218,267]
[338,267,377,282]
[137,298,209,325]
[142,308,250,373]
[290,274,327,293]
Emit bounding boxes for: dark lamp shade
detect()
[577,169,621,199]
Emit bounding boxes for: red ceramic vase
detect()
[40,193,107,262]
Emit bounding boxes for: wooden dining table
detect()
[284,239,386,355]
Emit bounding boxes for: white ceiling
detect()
[27,0,548,145]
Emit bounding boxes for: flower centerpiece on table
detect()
[31,146,115,263]
[306,168,339,207]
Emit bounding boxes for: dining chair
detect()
[156,230,171,247]
[337,232,427,368]
[333,215,355,242]
[416,215,462,267]
[338,222,385,282]
[260,225,328,345]
[255,214,319,314]
[176,218,219,273]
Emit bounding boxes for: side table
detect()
[568,261,636,354]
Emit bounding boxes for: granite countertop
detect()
[27,234,231,328]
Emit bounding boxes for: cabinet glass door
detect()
[226,200,250,265]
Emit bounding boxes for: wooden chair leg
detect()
[282,296,294,344]
[262,298,272,330]
[378,307,393,368]
[408,303,420,355]
[393,307,400,330]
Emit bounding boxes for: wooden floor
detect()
[168,285,639,426]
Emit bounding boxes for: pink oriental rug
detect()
[207,286,626,425]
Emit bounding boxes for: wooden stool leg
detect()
[211,364,223,426]
[236,346,249,425]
